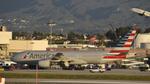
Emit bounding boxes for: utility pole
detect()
[36,64,38,84]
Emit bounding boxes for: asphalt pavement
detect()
[4,69,150,84]
[5,69,150,76]
[6,79,150,84]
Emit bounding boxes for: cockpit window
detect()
[51,53,63,60]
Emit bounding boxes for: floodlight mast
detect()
[48,22,56,44]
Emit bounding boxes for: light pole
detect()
[60,28,63,35]
[48,22,56,45]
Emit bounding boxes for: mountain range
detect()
[0,0,150,34]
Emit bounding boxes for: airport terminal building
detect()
[134,33,150,49]
[0,26,48,59]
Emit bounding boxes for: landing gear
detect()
[59,61,85,70]
[68,64,85,70]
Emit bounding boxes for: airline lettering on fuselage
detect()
[23,52,54,59]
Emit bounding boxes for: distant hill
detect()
[0,0,150,33]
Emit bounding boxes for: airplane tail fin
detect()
[104,27,137,59]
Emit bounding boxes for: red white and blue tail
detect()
[103,29,137,59]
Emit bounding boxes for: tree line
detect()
[12,26,150,46]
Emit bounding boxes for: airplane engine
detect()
[59,61,69,68]
[39,53,64,68]
[38,60,50,68]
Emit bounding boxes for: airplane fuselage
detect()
[11,49,111,65]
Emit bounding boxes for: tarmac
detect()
[4,69,150,84]
[5,69,150,76]
[6,78,150,84]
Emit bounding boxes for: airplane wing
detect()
[52,53,87,65]
[67,58,87,64]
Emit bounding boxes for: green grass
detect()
[2,72,150,81]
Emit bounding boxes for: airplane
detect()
[131,8,150,17]
[11,27,137,69]
[11,51,56,68]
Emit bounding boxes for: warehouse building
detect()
[9,40,48,53]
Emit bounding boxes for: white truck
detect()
[89,64,106,73]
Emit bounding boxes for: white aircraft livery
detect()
[131,8,150,17]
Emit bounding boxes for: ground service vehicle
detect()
[139,64,150,71]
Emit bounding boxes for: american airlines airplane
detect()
[11,28,137,69]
